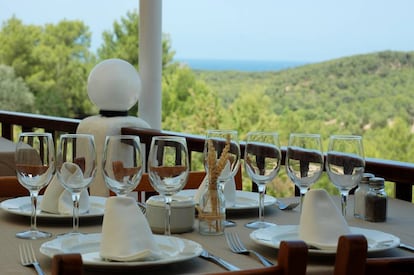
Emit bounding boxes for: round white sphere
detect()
[87,58,141,111]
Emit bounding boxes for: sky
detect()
[1,0,414,62]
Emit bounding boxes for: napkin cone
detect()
[100,196,162,261]
[40,162,90,214]
[194,161,236,207]
[298,188,350,249]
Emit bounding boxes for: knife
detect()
[200,249,240,271]
[399,243,414,252]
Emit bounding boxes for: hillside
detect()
[193,51,414,163]
[195,51,414,129]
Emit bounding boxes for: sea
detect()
[175,58,308,72]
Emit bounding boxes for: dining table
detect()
[1,193,413,275]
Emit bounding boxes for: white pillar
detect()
[138,0,162,130]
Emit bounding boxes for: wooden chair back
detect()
[334,234,414,275]
[128,167,242,201]
[209,240,308,275]
[52,253,83,275]
[0,176,31,198]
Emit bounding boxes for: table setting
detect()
[1,131,414,274]
[249,189,400,255]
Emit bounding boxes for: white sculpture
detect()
[77,58,150,196]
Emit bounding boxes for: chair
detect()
[0,176,29,197]
[130,167,243,202]
[334,234,414,275]
[208,240,308,275]
[52,253,83,275]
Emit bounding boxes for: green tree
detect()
[0,65,35,112]
[0,17,95,117]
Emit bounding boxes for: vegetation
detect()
[1,11,414,199]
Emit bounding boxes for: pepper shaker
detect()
[365,177,387,222]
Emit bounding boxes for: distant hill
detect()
[193,51,414,164]
[195,50,414,132]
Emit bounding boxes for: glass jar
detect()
[198,181,225,235]
[354,173,375,219]
[365,177,387,222]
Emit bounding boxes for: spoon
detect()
[276,200,299,210]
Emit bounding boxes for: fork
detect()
[199,249,240,271]
[225,231,274,266]
[19,243,45,275]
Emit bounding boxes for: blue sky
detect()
[1,0,414,62]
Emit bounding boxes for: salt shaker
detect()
[354,173,375,219]
[365,177,387,222]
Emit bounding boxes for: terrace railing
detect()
[0,110,413,202]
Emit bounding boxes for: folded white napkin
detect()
[194,162,236,207]
[100,196,162,261]
[298,189,351,249]
[40,162,90,215]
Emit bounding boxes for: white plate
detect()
[40,233,203,267]
[250,225,400,255]
[176,189,277,210]
[0,196,106,219]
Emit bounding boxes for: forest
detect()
[1,11,414,198]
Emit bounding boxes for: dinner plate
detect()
[40,233,203,267]
[0,196,106,219]
[250,225,400,255]
[176,189,277,210]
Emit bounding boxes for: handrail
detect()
[0,110,80,142]
[0,110,412,202]
[122,127,414,202]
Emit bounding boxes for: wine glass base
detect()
[224,220,237,227]
[245,220,276,229]
[16,230,52,240]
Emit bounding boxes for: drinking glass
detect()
[56,134,97,235]
[102,135,143,197]
[148,136,189,235]
[204,130,241,183]
[326,135,365,216]
[285,133,324,212]
[244,131,281,229]
[15,132,55,239]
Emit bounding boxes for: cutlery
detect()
[225,231,274,266]
[199,249,240,271]
[277,200,299,210]
[19,243,45,275]
[399,243,414,252]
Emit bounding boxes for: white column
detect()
[138,0,162,130]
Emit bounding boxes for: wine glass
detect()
[102,135,143,197]
[244,131,281,229]
[148,136,189,235]
[326,135,365,216]
[285,133,324,212]
[15,132,55,239]
[56,134,97,235]
[204,130,240,224]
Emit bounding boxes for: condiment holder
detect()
[146,195,195,234]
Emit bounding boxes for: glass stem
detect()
[164,195,172,236]
[30,191,39,231]
[299,188,307,213]
[341,193,348,217]
[72,192,81,234]
[258,184,266,222]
